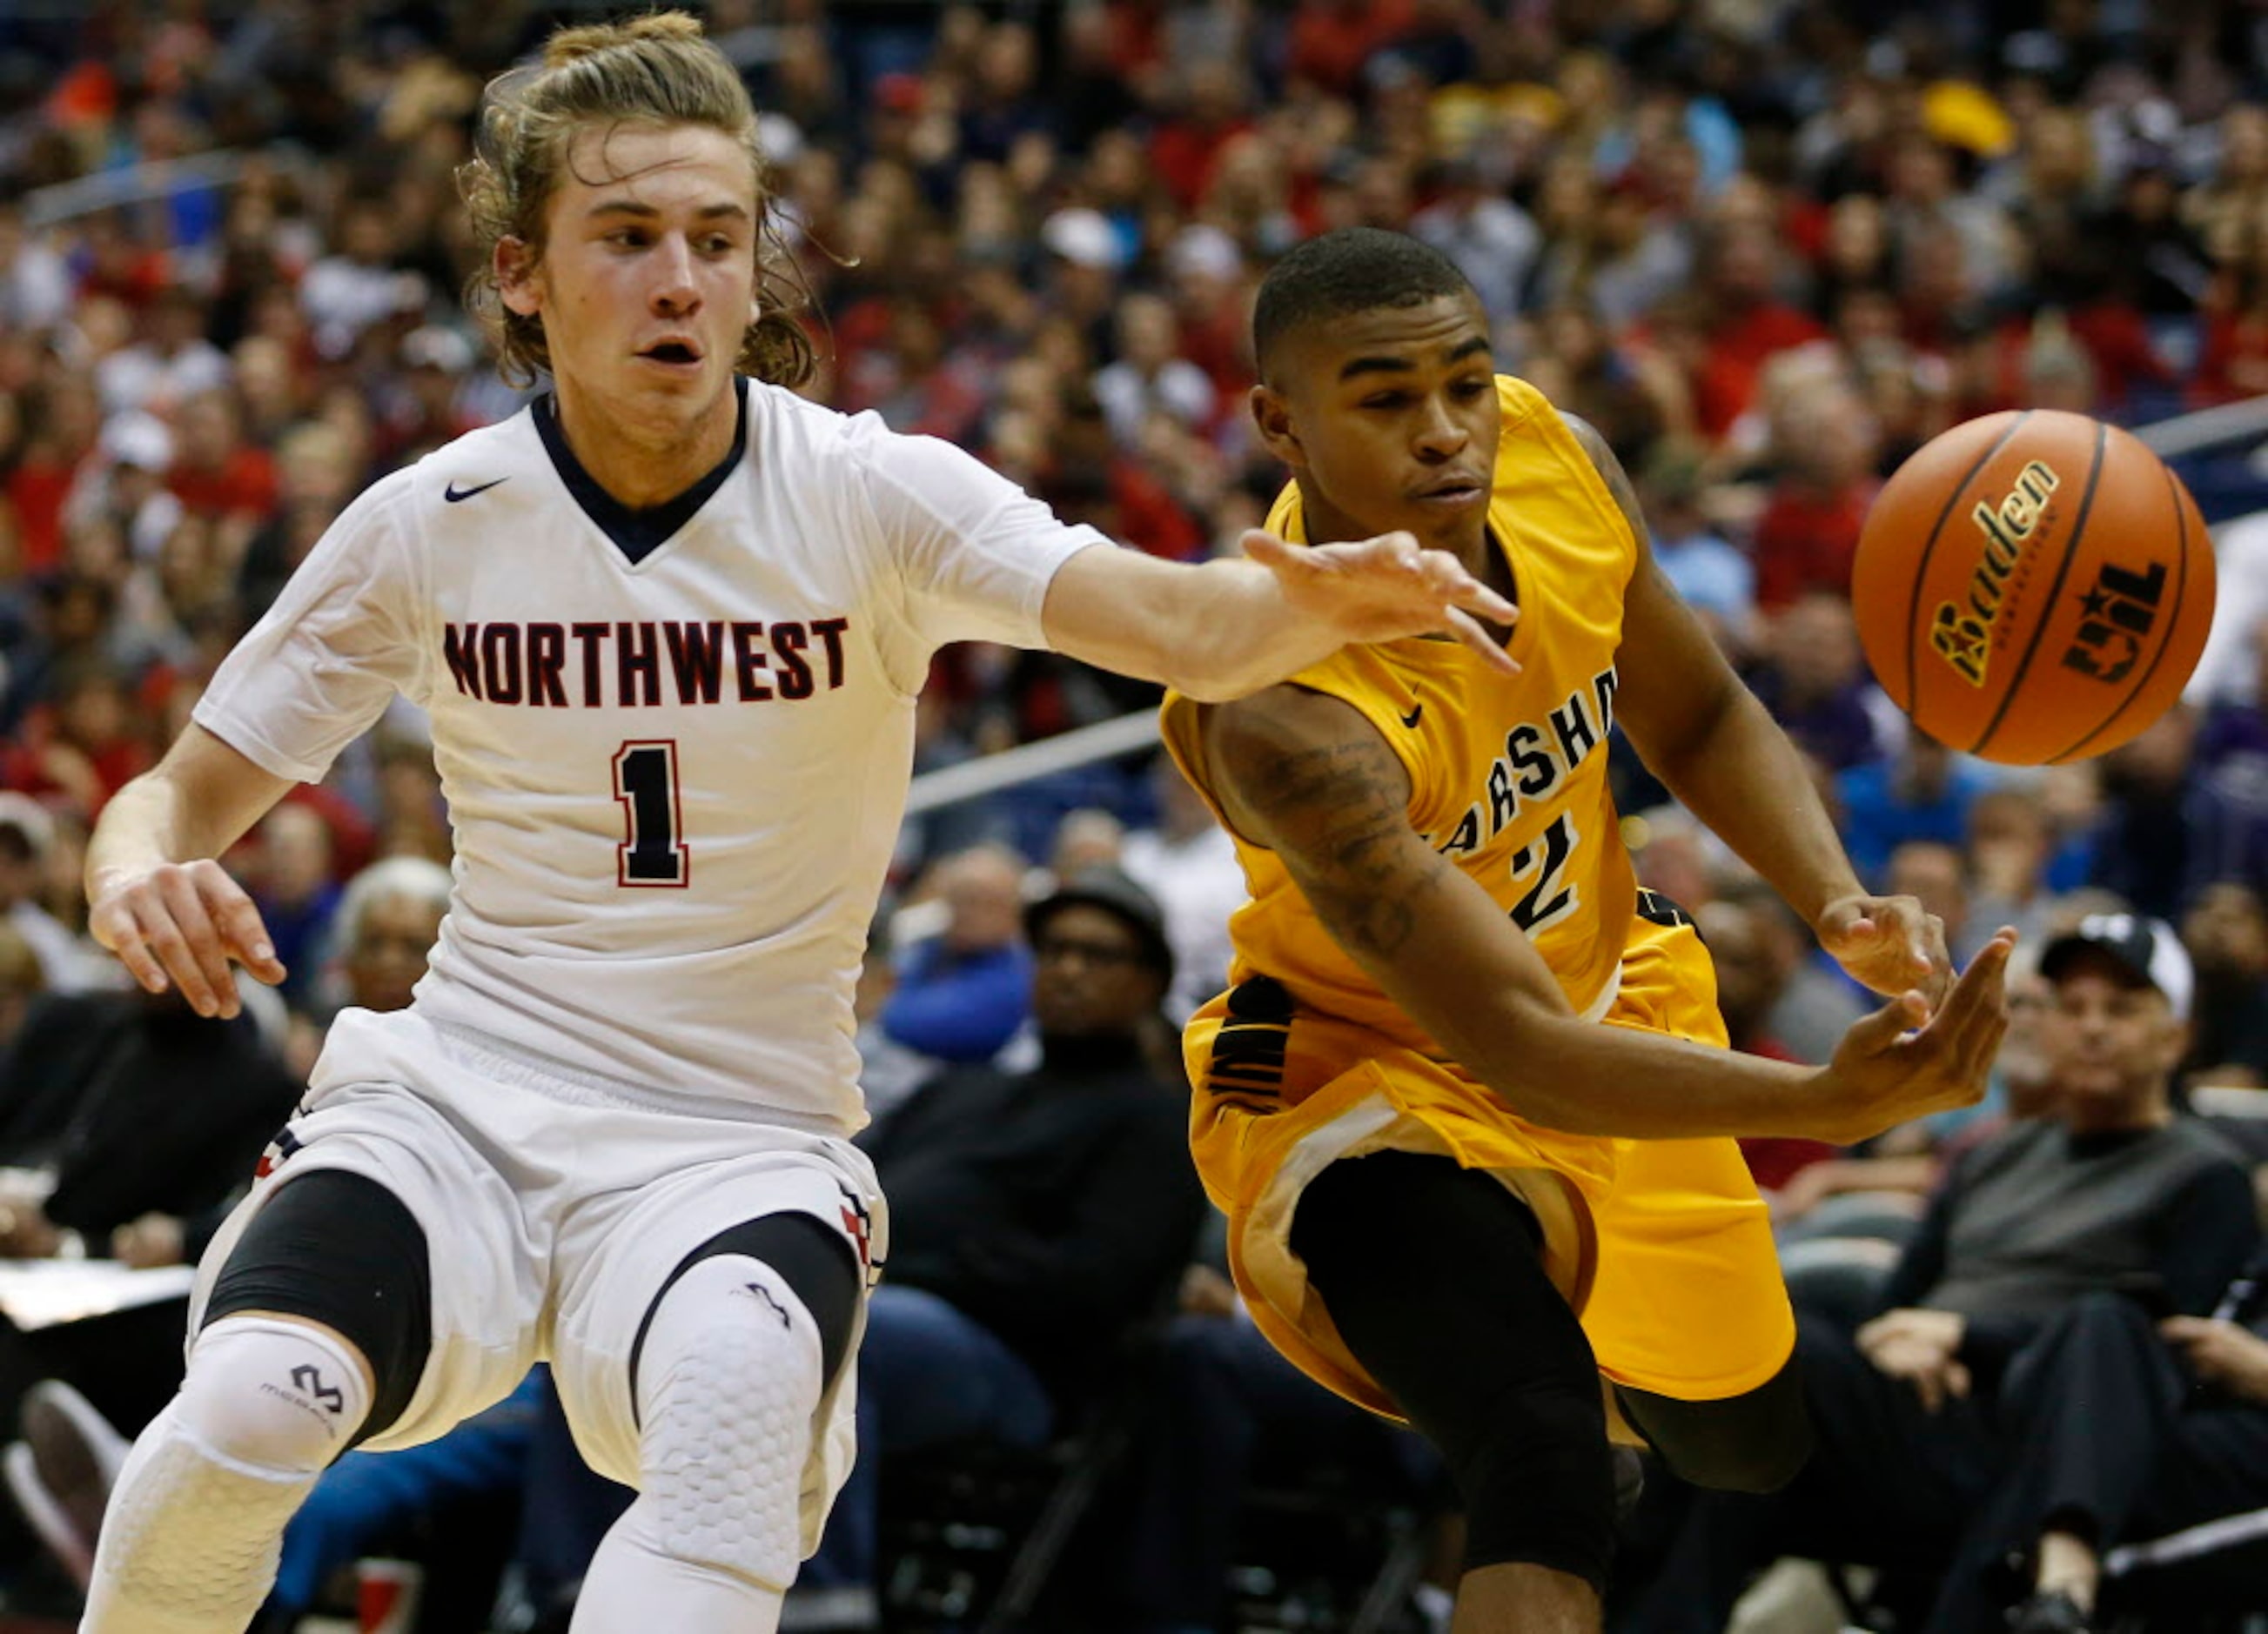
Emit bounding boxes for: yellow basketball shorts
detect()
[1184,910,1795,1421]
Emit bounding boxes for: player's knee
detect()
[1645,1401,1812,1496]
[1662,1414,1811,1495]
[1620,1361,1814,1496]
[635,1254,827,1425]
[633,1255,827,1590]
[1454,1379,1617,1590]
[178,1316,372,1476]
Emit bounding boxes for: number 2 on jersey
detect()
[1507,813,1577,934]
[613,741,688,887]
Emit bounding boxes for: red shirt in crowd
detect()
[1286,0,1416,95]
[6,455,85,574]
[1151,116,1255,213]
[1750,477,1880,610]
[2193,307,2268,404]
[1110,461,1204,560]
[1695,304,1829,438]
[1977,305,2166,407]
[1178,304,1255,416]
[169,447,279,522]
[0,707,151,819]
[2059,303,2166,405]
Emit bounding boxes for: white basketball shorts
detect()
[189,1005,886,1557]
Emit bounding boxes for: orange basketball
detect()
[1849,409,2218,765]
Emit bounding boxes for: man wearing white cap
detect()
[1627,912,2260,1634]
[1922,914,2268,1632]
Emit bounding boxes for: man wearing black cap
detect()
[1625,913,2259,1634]
[788,867,1204,1631]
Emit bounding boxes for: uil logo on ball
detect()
[2060,562,2165,686]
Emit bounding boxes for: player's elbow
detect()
[1147,629,1292,701]
[1170,664,1265,705]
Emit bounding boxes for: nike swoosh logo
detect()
[1399,704,1424,729]
[444,478,509,503]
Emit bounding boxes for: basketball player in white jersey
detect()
[70,17,1523,1634]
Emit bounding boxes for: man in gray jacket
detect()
[1620,914,2260,1633]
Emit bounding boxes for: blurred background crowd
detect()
[3,1,2268,1631]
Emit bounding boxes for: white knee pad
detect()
[634,1254,826,1592]
[81,1319,372,1634]
[180,1315,374,1472]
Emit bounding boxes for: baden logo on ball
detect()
[1929,459,2060,689]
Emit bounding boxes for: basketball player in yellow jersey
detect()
[1157,229,2016,1633]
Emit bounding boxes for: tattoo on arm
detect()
[1231,728,1445,960]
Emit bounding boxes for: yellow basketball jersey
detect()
[1160,375,1641,1047]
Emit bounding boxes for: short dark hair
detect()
[1252,228,1475,378]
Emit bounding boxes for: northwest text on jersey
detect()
[440,618,850,707]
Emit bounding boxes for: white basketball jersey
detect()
[196,381,1104,1128]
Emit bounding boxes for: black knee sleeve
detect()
[204,1169,433,1446]
[627,1210,862,1413]
[1291,1152,1618,1590]
[1453,1375,1617,1584]
[1616,1351,1814,1495]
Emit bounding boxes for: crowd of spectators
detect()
[3,0,2268,1629]
[2,0,2268,945]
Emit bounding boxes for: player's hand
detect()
[1858,1308,1970,1412]
[87,860,286,1021]
[1817,891,1952,1008]
[2161,1316,2268,1404]
[1804,928,2016,1145]
[1241,528,1520,674]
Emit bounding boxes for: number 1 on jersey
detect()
[613,740,688,887]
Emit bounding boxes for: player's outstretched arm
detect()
[1040,530,1519,703]
[1194,685,2010,1143]
[85,723,295,1020]
[1571,415,1951,1006]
